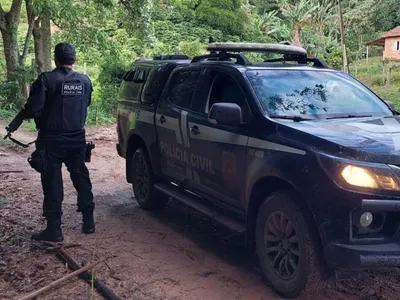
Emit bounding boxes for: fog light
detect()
[360,212,373,228]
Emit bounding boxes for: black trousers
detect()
[40,144,94,219]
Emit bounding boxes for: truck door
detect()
[185,69,251,208]
[155,68,202,184]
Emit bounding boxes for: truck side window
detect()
[205,73,251,122]
[169,70,201,109]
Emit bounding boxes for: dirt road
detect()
[1,122,400,300]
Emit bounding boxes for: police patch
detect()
[62,83,85,95]
[221,150,236,185]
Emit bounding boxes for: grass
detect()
[350,56,400,108]
[369,85,400,103]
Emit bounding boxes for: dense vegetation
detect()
[0,0,399,125]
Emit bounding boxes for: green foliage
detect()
[196,0,248,36]
[178,40,206,58]
[349,57,400,109]
[90,57,127,124]
[323,49,343,70]
[0,107,16,120]
[1,0,400,126]
[119,0,156,47]
[0,66,36,109]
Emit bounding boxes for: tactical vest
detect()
[42,71,90,133]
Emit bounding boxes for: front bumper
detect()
[362,199,400,212]
[326,241,400,268]
[325,198,400,269]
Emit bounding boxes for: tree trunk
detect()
[337,0,348,73]
[33,17,44,73]
[41,14,52,71]
[19,0,35,66]
[292,23,302,47]
[0,0,24,79]
[0,28,20,79]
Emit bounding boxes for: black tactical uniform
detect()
[24,43,95,242]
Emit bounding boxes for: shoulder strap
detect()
[62,70,76,82]
[4,133,36,148]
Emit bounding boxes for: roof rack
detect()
[263,55,329,68]
[191,52,250,65]
[191,42,328,68]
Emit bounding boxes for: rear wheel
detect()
[256,191,323,298]
[131,148,169,210]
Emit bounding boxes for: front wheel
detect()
[256,191,323,298]
[131,148,169,210]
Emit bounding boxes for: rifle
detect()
[3,109,36,148]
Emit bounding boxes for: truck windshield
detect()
[246,70,393,119]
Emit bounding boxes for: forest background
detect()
[0,0,399,126]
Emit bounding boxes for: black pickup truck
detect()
[116,43,400,298]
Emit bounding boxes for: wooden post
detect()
[386,63,391,90]
[366,46,369,64]
[382,63,386,86]
[337,0,349,73]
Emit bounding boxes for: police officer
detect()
[23,42,95,242]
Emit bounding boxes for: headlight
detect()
[318,154,400,192]
[341,165,400,191]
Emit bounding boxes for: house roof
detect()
[367,26,400,46]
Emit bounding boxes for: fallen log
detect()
[17,258,105,300]
[40,242,122,300]
[57,247,122,300]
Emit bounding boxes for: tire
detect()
[255,191,323,298]
[131,148,169,210]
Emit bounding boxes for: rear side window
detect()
[119,68,149,102]
[141,65,171,104]
[168,70,201,109]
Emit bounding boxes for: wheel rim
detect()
[134,154,149,200]
[264,211,300,280]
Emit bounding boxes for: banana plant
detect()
[279,0,320,47]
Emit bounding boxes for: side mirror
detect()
[208,103,242,126]
[385,100,396,111]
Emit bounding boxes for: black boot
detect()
[82,212,95,234]
[31,219,64,242]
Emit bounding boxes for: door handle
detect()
[190,125,200,135]
[159,116,166,124]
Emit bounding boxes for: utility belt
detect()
[28,142,95,173]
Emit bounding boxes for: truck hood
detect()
[278,116,400,164]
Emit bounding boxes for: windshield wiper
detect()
[326,114,373,120]
[269,115,316,122]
